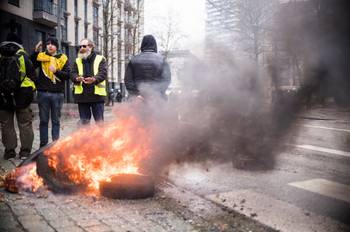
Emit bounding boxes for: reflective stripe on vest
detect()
[17,49,36,90]
[74,55,106,96]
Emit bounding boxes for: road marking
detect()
[289,178,350,203]
[295,144,350,158]
[302,124,350,133]
[206,189,349,232]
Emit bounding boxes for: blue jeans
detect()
[78,102,104,125]
[37,91,64,147]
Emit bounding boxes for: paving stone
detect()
[75,219,104,228]
[0,227,25,232]
[0,202,11,213]
[18,215,55,232]
[11,204,37,216]
[55,225,86,232]
[34,199,57,210]
[101,218,140,232]
[84,224,113,232]
[101,209,166,232]
[48,218,76,228]
[0,214,23,230]
[0,159,16,175]
[37,207,66,220]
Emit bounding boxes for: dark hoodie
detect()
[124,35,171,97]
[0,41,36,111]
[140,35,158,53]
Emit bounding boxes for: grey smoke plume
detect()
[121,0,350,175]
[127,50,302,175]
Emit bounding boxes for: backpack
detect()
[0,52,22,95]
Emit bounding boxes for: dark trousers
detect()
[0,106,34,152]
[37,91,64,147]
[78,102,104,125]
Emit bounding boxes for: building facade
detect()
[106,0,144,91]
[0,0,144,101]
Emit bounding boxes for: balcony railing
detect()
[34,0,58,16]
[33,0,58,27]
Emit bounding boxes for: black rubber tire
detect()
[36,154,87,193]
[100,174,155,199]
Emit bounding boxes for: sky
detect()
[144,0,206,51]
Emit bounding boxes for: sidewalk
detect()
[0,104,277,232]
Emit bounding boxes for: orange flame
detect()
[6,163,44,193]
[44,114,152,194]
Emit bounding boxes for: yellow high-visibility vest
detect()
[74,55,107,96]
[17,49,36,90]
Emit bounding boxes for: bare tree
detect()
[102,0,119,73]
[151,11,187,58]
[131,0,144,55]
[206,0,278,64]
[235,0,278,63]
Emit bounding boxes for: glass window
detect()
[75,21,79,45]
[93,5,99,26]
[35,30,45,45]
[84,24,88,38]
[84,0,88,21]
[8,0,19,7]
[74,0,78,17]
[62,16,68,41]
[61,0,67,11]
[93,29,99,48]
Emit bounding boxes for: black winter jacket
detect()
[70,52,107,103]
[31,51,70,93]
[125,35,171,98]
[0,42,36,111]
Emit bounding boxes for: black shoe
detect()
[19,149,31,160]
[4,149,16,160]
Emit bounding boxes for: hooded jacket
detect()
[0,41,36,111]
[125,35,171,98]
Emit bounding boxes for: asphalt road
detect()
[167,107,350,232]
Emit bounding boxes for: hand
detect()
[83,77,96,84]
[35,41,42,52]
[49,65,56,73]
[76,76,84,82]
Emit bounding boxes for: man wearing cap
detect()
[31,37,70,147]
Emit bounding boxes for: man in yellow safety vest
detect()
[71,39,107,125]
[0,33,36,159]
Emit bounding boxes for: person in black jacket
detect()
[125,35,171,100]
[0,34,36,159]
[71,39,107,125]
[31,37,70,147]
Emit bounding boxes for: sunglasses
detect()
[79,45,90,48]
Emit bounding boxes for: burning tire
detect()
[100,174,155,199]
[36,154,87,193]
